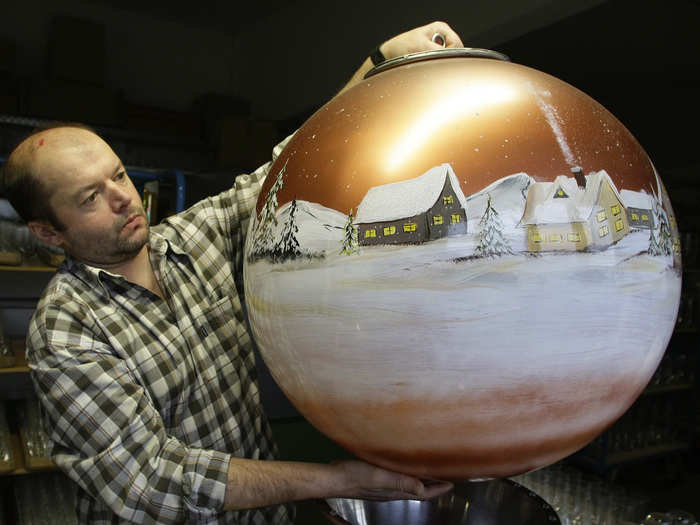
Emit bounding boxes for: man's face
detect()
[36,129,149,266]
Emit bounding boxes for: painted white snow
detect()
[354,164,467,223]
[620,188,653,209]
[245,229,680,443]
[244,162,681,459]
[273,200,347,253]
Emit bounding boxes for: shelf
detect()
[0,341,28,374]
[0,251,65,272]
[0,251,21,267]
[18,428,54,472]
[0,264,57,272]
[0,434,16,473]
[0,432,55,477]
[0,255,61,272]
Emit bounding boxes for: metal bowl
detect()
[323,478,560,525]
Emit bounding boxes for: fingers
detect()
[419,479,454,499]
[380,20,464,61]
[355,479,453,501]
[392,472,425,497]
[335,459,453,501]
[426,21,464,48]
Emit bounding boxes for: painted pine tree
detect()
[475,195,514,257]
[648,226,662,256]
[656,205,673,256]
[250,160,287,259]
[648,187,672,256]
[272,198,303,261]
[339,209,359,255]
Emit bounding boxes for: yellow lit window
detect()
[568,233,581,242]
[443,195,454,205]
[631,213,639,221]
[599,225,610,237]
[597,211,607,223]
[556,189,565,197]
[364,229,376,238]
[403,223,417,232]
[549,234,562,243]
[433,216,444,225]
[615,219,624,232]
[532,232,543,243]
[611,205,621,216]
[641,214,649,222]
[383,225,396,236]
[451,214,461,224]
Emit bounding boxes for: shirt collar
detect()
[62,231,187,299]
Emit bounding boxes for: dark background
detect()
[0,0,698,522]
[1,0,697,221]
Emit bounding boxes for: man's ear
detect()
[27,221,64,248]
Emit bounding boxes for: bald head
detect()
[2,125,112,228]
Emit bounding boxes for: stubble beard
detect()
[68,208,150,266]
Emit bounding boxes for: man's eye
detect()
[115,171,126,181]
[84,192,98,204]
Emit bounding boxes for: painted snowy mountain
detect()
[274,200,347,251]
[464,172,535,232]
[270,170,538,254]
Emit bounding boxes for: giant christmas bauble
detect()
[242,49,681,480]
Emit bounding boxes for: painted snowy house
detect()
[520,170,630,252]
[620,189,654,230]
[355,164,468,246]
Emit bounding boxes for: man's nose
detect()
[108,182,132,211]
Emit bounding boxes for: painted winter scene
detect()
[241,56,683,479]
[243,158,682,477]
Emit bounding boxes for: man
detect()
[2,21,463,524]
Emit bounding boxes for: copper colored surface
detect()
[291,374,644,480]
[246,51,680,481]
[259,53,656,216]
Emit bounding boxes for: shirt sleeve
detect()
[158,134,294,292]
[27,290,231,523]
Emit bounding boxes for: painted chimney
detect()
[571,166,586,188]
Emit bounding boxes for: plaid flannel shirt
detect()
[26,138,295,525]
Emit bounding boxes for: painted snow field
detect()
[245,228,681,405]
